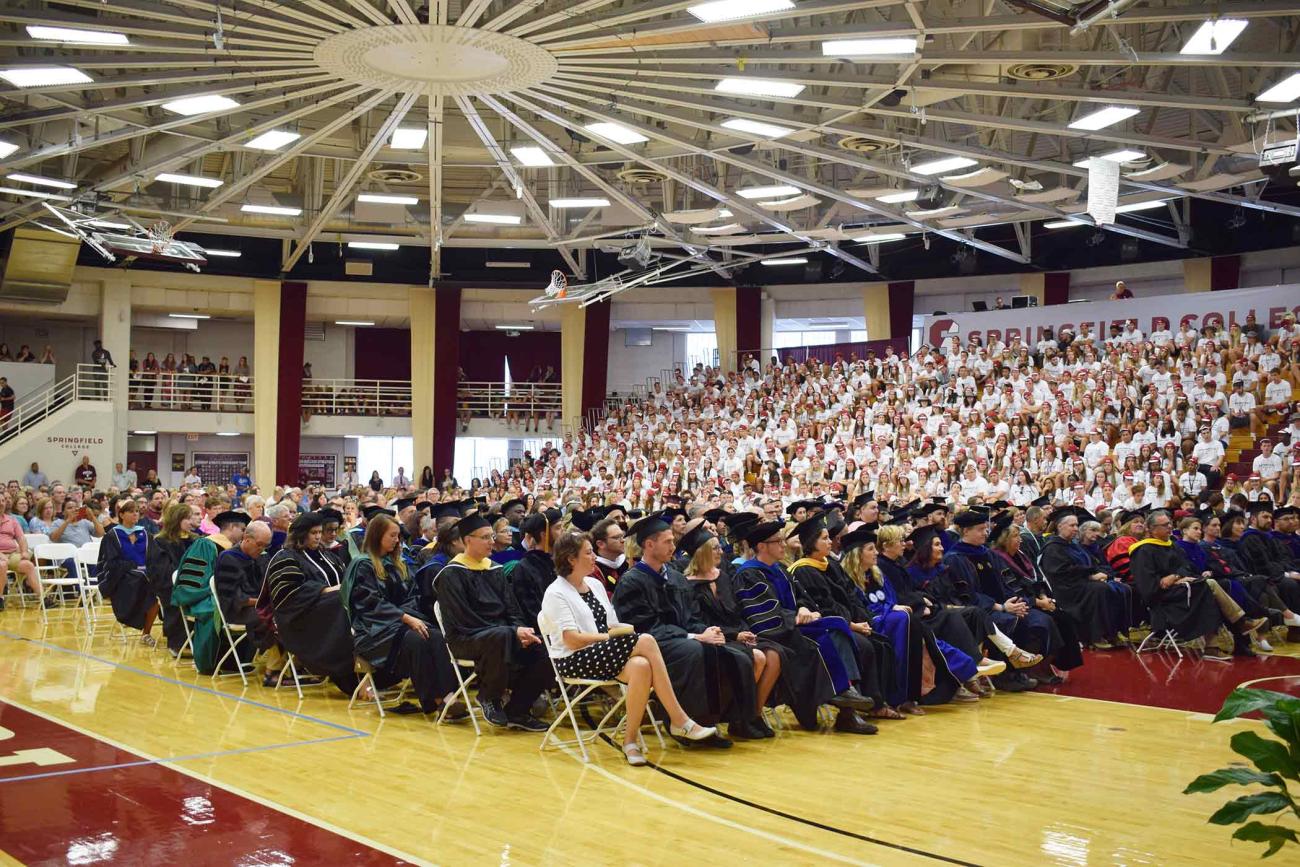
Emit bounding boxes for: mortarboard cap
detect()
[839,525,877,554]
[629,516,672,546]
[214,510,251,529]
[743,520,786,548]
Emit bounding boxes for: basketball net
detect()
[546,269,568,299]
[147,220,174,254]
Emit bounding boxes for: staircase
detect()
[0,365,116,480]
[1221,381,1299,487]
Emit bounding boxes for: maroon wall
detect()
[355,328,411,381]
[1044,272,1070,306]
[887,281,915,340]
[432,288,461,477]
[275,282,307,485]
[457,330,561,382]
[1210,255,1241,291]
[581,300,610,416]
[735,285,762,356]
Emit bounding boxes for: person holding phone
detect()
[50,498,103,547]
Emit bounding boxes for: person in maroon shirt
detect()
[74,456,97,489]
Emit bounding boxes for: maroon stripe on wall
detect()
[355,328,411,381]
[275,281,307,486]
[887,281,914,340]
[582,299,611,417]
[1044,272,1070,306]
[735,286,761,355]
[1210,254,1241,291]
[432,287,460,476]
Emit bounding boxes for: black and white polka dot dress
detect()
[554,590,639,681]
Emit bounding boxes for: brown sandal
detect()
[868,706,907,720]
[1008,647,1043,669]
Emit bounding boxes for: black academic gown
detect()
[683,571,763,719]
[613,560,755,727]
[1238,530,1300,610]
[213,547,271,651]
[1038,537,1111,644]
[1129,539,1223,640]
[97,526,152,630]
[509,549,556,631]
[883,555,986,665]
[436,557,554,715]
[265,547,358,694]
[145,534,194,652]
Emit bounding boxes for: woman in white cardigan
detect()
[541,531,716,766]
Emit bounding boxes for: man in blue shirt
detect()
[231,466,252,497]
[22,462,47,489]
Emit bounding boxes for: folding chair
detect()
[171,571,197,668]
[208,576,253,686]
[75,544,114,637]
[5,533,50,608]
[31,543,86,628]
[272,653,330,701]
[537,611,663,763]
[431,601,482,735]
[347,655,410,718]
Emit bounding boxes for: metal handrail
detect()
[302,377,411,417]
[1,364,113,445]
[128,370,253,412]
[458,381,561,419]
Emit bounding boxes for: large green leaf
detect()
[1231,822,1300,858]
[1184,768,1282,794]
[1231,732,1300,778]
[1209,793,1292,826]
[1255,699,1300,762]
[1215,689,1298,723]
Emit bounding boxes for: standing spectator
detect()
[182,465,202,487]
[73,456,97,489]
[196,355,217,409]
[124,461,138,489]
[21,462,46,489]
[0,344,10,361]
[38,345,55,364]
[111,462,132,490]
[90,339,116,399]
[392,466,410,488]
[339,464,359,490]
[0,377,14,427]
[1110,280,1133,300]
[231,466,252,497]
[14,344,35,362]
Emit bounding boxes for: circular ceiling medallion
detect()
[836,135,886,153]
[617,166,669,184]
[314,24,558,96]
[1006,62,1077,81]
[369,167,424,183]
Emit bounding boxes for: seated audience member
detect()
[1129,509,1268,658]
[145,503,198,655]
[1212,510,1300,626]
[1037,508,1127,649]
[541,531,718,765]
[96,498,159,644]
[213,521,275,668]
[489,516,521,566]
[1237,502,1300,602]
[1075,518,1136,643]
[436,512,555,731]
[590,516,629,587]
[342,514,463,717]
[509,509,560,630]
[1178,515,1275,653]
[175,510,250,674]
[0,503,43,609]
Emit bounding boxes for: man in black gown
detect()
[213,520,273,656]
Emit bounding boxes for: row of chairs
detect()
[3,534,109,633]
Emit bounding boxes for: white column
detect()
[99,275,131,466]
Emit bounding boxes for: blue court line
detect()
[0,630,369,737]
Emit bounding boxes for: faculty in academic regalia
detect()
[265,512,358,696]
[175,510,249,674]
[1238,503,1300,612]
[589,517,629,589]
[145,502,196,655]
[213,521,274,662]
[436,514,555,731]
[509,510,560,631]
[97,498,158,644]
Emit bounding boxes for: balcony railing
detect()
[128,371,252,412]
[303,378,411,417]
[1,364,113,444]
[458,382,562,419]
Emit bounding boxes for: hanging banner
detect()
[921,283,1300,349]
[192,452,250,485]
[1086,157,1120,225]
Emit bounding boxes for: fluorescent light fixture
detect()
[241,203,301,216]
[821,38,916,57]
[5,173,76,190]
[583,122,648,144]
[852,233,907,243]
[168,313,210,320]
[912,156,978,175]
[155,172,223,188]
[244,129,301,151]
[737,184,801,199]
[715,77,805,98]
[336,320,376,326]
[0,186,70,201]
[720,117,795,138]
[1115,199,1168,214]
[357,193,418,205]
[0,66,92,88]
[688,0,794,23]
[26,25,129,45]
[464,213,523,225]
[389,127,427,149]
[510,145,554,167]
[761,257,808,265]
[1072,148,1145,167]
[494,324,535,330]
[486,260,530,268]
[216,432,240,437]
[1043,219,1087,229]
[202,248,241,257]
[652,326,694,332]
[549,197,610,208]
[161,94,240,116]
[1181,19,1247,55]
[1067,105,1140,131]
[0,141,18,159]
[347,241,399,250]
[1257,72,1300,104]
[131,431,156,435]
[875,189,919,204]
[88,219,131,230]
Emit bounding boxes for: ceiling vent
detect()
[304,321,326,341]
[617,166,668,184]
[1006,62,1077,82]
[836,135,886,153]
[368,167,423,183]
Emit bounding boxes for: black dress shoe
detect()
[703,733,733,748]
[478,697,509,728]
[506,714,549,733]
[834,710,878,735]
[754,716,775,738]
[728,719,765,740]
[829,687,875,712]
[992,672,1036,693]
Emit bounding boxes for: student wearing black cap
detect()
[174,509,251,674]
[1037,508,1124,651]
[611,516,755,746]
[1238,502,1300,598]
[316,508,348,577]
[510,510,561,631]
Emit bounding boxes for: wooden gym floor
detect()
[1,605,1298,866]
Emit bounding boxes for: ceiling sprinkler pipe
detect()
[1070,0,1143,35]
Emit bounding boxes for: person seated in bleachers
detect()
[97,498,159,645]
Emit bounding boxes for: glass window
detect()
[685,331,718,369]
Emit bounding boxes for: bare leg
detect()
[620,656,651,746]
[19,559,40,593]
[756,648,781,711]
[141,599,160,635]
[622,633,689,726]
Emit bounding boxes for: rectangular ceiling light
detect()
[241,203,301,216]
[1072,148,1145,167]
[169,313,210,320]
[821,38,916,57]
[347,241,399,250]
[336,320,376,326]
[852,233,907,243]
[88,219,131,230]
[720,117,795,138]
[688,0,794,23]
[244,129,301,150]
[162,94,240,116]
[216,432,241,437]
[549,197,610,208]
[464,213,523,225]
[761,257,808,265]
[389,127,427,149]
[1181,19,1248,55]
[0,186,71,201]
[912,156,978,175]
[202,248,241,257]
[486,260,530,268]
[737,184,801,199]
[715,77,805,98]
[0,141,18,159]
[357,193,418,205]
[494,324,535,330]
[875,189,919,204]
[1257,72,1300,104]
[5,172,77,190]
[26,25,129,45]
[155,172,223,188]
[1068,105,1140,131]
[0,66,93,87]
[583,122,648,144]
[511,145,554,167]
[1115,199,1168,214]
[1044,219,1087,229]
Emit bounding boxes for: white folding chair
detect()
[5,533,50,607]
[347,654,411,718]
[536,611,663,763]
[208,576,253,685]
[1133,627,1187,658]
[272,653,330,701]
[31,542,85,627]
[171,570,197,667]
[430,601,482,735]
[74,545,110,635]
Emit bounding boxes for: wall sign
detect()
[171,453,186,472]
[192,452,250,485]
[298,453,336,488]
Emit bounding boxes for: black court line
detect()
[598,735,983,867]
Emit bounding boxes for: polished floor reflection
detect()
[0,608,1289,866]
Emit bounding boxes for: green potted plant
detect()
[1184,687,1300,858]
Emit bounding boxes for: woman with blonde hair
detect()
[146,502,197,655]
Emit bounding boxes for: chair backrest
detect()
[536,610,561,654]
[208,575,226,628]
[34,542,78,562]
[432,600,447,632]
[24,533,50,549]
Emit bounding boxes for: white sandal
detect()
[669,718,718,741]
[623,743,648,766]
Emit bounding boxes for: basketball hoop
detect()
[545,269,568,299]
[147,220,174,255]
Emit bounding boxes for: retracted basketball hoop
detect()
[545,269,568,299]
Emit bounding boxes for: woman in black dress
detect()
[97,498,159,645]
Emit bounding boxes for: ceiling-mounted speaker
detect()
[803,259,825,282]
[879,89,906,107]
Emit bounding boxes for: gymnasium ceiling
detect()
[1,0,1299,285]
